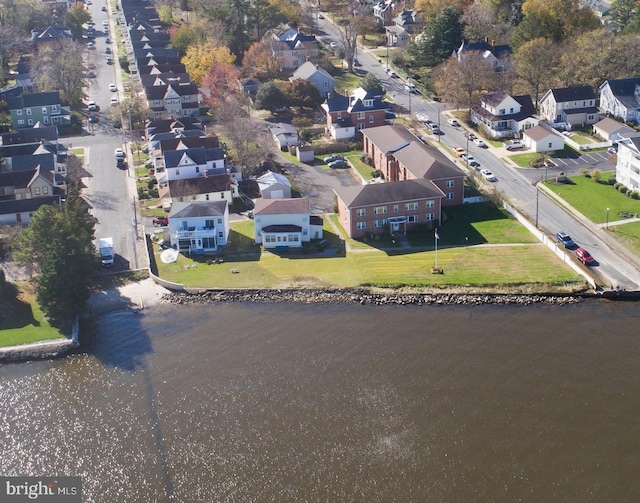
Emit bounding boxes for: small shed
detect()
[592,117,635,142]
[296,144,315,163]
[271,123,299,150]
[257,170,292,199]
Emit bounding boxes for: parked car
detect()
[427,122,440,134]
[101,5,107,11]
[465,132,477,140]
[106,57,112,65]
[105,46,111,54]
[328,159,349,169]
[109,83,116,92]
[607,147,617,155]
[385,67,397,78]
[448,118,460,127]
[473,138,486,148]
[105,37,110,44]
[556,231,575,248]
[115,148,124,160]
[87,100,97,111]
[454,147,466,157]
[481,169,497,182]
[110,96,118,105]
[404,83,416,93]
[505,139,524,150]
[318,13,324,19]
[102,20,108,27]
[324,154,345,163]
[353,58,361,67]
[575,247,595,265]
[415,112,429,123]
[463,155,480,168]
[153,216,169,226]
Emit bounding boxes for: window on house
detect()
[18,120,24,125]
[356,208,366,217]
[43,187,48,194]
[205,194,210,200]
[27,119,33,125]
[16,110,22,115]
[447,193,454,200]
[426,200,434,208]
[323,81,328,88]
[218,231,224,238]
[405,202,418,211]
[548,142,553,148]
[357,112,365,120]
[364,99,373,107]
[337,112,342,119]
[205,219,215,228]
[26,109,31,115]
[499,109,505,115]
[408,215,418,223]
[369,115,374,123]
[195,166,200,173]
[34,187,41,195]
[176,169,179,175]
[358,123,364,130]
[374,206,387,215]
[446,180,454,188]
[426,213,435,221]
[393,205,399,212]
[374,220,384,227]
[357,222,366,230]
[42,107,48,114]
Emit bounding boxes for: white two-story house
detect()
[158,147,226,185]
[253,197,323,248]
[471,90,538,139]
[539,86,599,129]
[599,78,640,124]
[168,200,229,254]
[615,134,640,192]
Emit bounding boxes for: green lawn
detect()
[154,204,583,290]
[543,171,640,225]
[508,152,544,168]
[0,284,67,347]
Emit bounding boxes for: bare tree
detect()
[432,53,495,110]
[334,0,370,74]
[32,40,87,105]
[224,117,273,178]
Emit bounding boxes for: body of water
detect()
[1,300,639,502]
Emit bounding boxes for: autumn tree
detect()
[413,6,465,67]
[32,41,87,105]
[462,2,508,43]
[202,63,243,123]
[169,19,226,54]
[432,53,495,110]
[224,117,273,177]
[513,37,558,108]
[182,41,236,86]
[12,195,96,327]
[242,40,284,79]
[334,0,371,73]
[415,0,467,18]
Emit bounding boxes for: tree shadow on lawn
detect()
[0,289,40,330]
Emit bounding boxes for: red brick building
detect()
[321,87,390,140]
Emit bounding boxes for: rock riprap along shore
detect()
[165,288,585,306]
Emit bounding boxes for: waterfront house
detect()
[253,197,323,248]
[168,200,229,254]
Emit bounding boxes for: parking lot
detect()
[549,150,616,172]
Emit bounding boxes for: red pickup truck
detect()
[153,216,169,226]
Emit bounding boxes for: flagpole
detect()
[435,229,438,269]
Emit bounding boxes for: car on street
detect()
[106,57,112,65]
[404,83,416,93]
[101,5,107,11]
[87,42,95,49]
[473,138,486,148]
[102,20,108,27]
[427,122,440,134]
[448,118,460,127]
[462,154,480,168]
[454,147,466,157]
[153,216,169,226]
[113,120,121,128]
[607,147,617,155]
[415,112,429,123]
[556,231,575,248]
[87,100,97,111]
[353,58,361,67]
[105,37,110,44]
[328,159,349,169]
[575,247,595,265]
[465,132,477,140]
[110,96,118,105]
[481,169,497,182]
[115,148,124,160]
[505,139,524,150]
[109,83,117,92]
[318,13,324,19]
[385,68,397,78]
[324,154,345,163]
[105,46,111,54]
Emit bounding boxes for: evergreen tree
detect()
[12,195,96,327]
[254,82,286,112]
[413,7,465,67]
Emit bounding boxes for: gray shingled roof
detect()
[335,178,443,208]
[254,197,310,215]
[7,92,61,110]
[163,147,224,169]
[169,200,227,218]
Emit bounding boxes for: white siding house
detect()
[253,197,322,248]
[168,200,229,254]
[523,125,565,153]
[615,134,640,192]
[599,78,640,124]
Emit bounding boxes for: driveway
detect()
[275,153,362,213]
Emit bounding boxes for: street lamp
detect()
[606,207,610,229]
